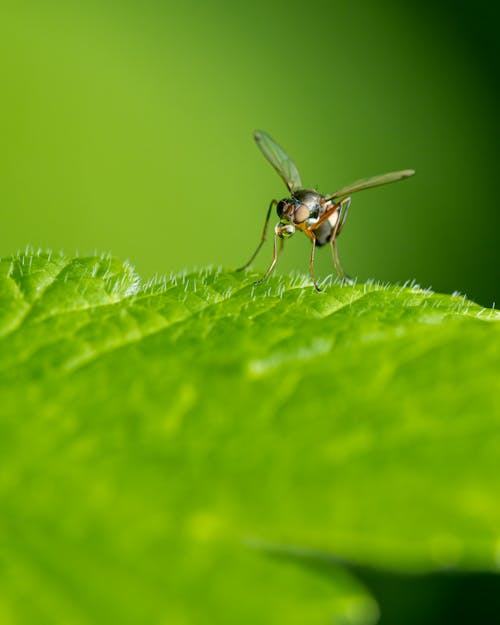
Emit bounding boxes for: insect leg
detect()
[329,239,353,283]
[254,224,282,285]
[303,229,322,292]
[236,199,277,271]
[336,197,351,236]
[328,198,353,283]
[309,199,342,231]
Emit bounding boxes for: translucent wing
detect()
[326,169,415,200]
[254,130,303,193]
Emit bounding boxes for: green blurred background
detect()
[1,0,498,306]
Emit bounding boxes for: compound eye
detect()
[276,200,287,218]
[278,222,295,239]
[293,203,309,224]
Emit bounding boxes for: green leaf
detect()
[0,251,499,625]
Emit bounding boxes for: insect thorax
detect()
[293,189,323,217]
[277,189,324,225]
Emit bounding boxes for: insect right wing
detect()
[254,130,303,193]
[326,169,415,200]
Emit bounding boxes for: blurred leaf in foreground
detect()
[0,251,499,624]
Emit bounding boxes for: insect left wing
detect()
[326,169,415,200]
[254,130,303,193]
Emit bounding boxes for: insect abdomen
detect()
[314,210,339,247]
[314,221,332,247]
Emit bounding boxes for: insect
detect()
[237,130,415,291]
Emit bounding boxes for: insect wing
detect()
[254,130,303,193]
[327,169,415,200]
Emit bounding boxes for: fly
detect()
[237,130,415,292]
